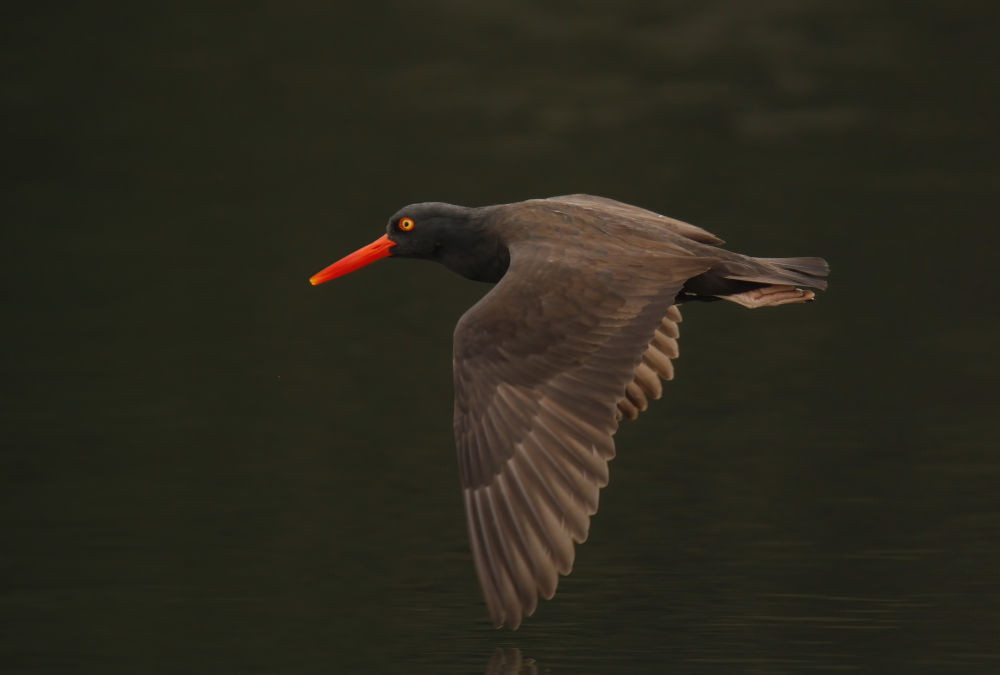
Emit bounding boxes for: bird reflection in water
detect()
[485,648,538,675]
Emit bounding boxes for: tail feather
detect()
[756,256,829,276]
[719,256,829,291]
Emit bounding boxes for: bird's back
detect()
[485,195,729,264]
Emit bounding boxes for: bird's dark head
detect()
[310,202,509,285]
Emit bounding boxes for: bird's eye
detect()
[398,217,415,231]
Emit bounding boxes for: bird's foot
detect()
[721,284,816,309]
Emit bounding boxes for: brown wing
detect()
[543,194,726,246]
[617,305,682,421]
[453,240,715,628]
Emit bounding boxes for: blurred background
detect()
[3,1,998,672]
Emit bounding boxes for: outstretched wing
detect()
[453,239,714,628]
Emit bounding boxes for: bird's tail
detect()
[718,256,829,308]
[723,256,830,291]
[677,255,830,308]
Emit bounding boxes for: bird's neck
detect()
[436,209,511,284]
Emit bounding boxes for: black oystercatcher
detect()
[310,194,829,628]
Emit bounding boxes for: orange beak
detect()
[309,234,396,285]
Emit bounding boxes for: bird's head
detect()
[310,202,509,285]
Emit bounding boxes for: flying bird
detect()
[309,194,829,628]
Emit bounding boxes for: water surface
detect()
[3,1,998,672]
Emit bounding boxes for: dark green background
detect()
[3,2,998,672]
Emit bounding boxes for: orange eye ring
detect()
[398,217,415,231]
